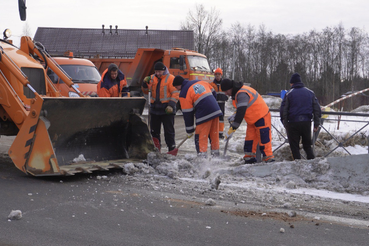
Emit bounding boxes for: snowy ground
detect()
[137,95,369,224]
[2,95,369,225]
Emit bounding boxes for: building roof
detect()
[33,27,195,58]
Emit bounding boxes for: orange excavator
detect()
[0,36,154,176]
[0,3,154,176]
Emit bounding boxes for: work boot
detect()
[168,145,176,152]
[197,152,207,158]
[263,156,275,163]
[219,133,224,139]
[152,137,161,152]
[211,150,220,157]
[244,157,257,164]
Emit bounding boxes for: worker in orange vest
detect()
[221,79,275,163]
[97,63,130,97]
[173,75,222,157]
[142,62,179,152]
[209,68,228,139]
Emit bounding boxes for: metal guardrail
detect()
[268,108,369,159]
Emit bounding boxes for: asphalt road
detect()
[0,116,369,246]
[0,158,369,246]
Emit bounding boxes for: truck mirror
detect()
[18,0,27,21]
[179,55,185,70]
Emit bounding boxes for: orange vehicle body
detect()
[89,48,214,95]
[48,56,101,97]
[0,2,153,177]
[0,37,153,176]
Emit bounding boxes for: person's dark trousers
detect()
[218,101,225,124]
[150,114,176,151]
[286,121,315,160]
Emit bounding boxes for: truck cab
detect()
[88,48,213,96]
[48,56,101,97]
[163,48,214,83]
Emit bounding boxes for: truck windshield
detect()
[187,56,211,72]
[60,65,101,84]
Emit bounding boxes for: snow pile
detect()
[351,105,369,113]
[123,95,369,219]
[146,96,368,184]
[145,152,369,195]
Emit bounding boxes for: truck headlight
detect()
[68,91,80,97]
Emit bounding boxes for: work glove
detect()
[143,76,151,84]
[228,114,236,124]
[186,133,194,139]
[225,127,236,140]
[165,106,174,114]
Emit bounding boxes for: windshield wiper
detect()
[72,79,98,84]
[81,80,99,84]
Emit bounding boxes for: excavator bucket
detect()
[8,96,154,176]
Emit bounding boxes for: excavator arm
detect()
[20,36,85,97]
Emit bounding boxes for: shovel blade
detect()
[167,148,178,156]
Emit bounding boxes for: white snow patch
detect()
[127,96,369,217]
[8,210,22,220]
[73,154,86,163]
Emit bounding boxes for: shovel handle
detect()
[177,134,193,149]
[167,134,193,156]
[223,138,230,156]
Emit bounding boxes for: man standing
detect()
[173,75,222,157]
[210,68,228,139]
[141,62,178,152]
[97,63,130,97]
[221,79,275,163]
[280,73,322,160]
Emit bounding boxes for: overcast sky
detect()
[2,0,369,44]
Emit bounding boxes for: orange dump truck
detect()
[89,48,214,95]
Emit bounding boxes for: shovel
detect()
[223,118,235,157]
[147,84,152,131]
[167,134,193,156]
[223,136,230,156]
[223,126,235,156]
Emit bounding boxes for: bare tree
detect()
[180,13,369,107]
[22,22,32,37]
[211,31,233,77]
[181,4,222,60]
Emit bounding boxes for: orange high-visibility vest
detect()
[142,74,179,105]
[233,85,269,124]
[97,68,129,97]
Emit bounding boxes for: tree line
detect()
[181,4,369,110]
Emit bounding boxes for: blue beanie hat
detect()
[290,73,301,84]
